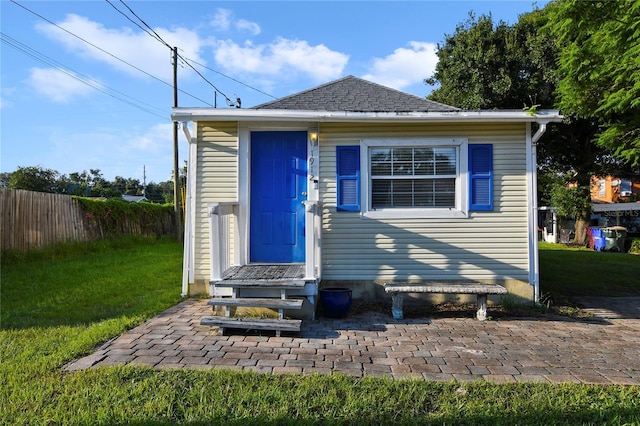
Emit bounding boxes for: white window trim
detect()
[360,138,469,219]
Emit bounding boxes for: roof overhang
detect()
[592,202,640,213]
[171,108,563,124]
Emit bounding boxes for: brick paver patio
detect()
[66,298,640,384]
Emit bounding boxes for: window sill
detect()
[362,208,468,220]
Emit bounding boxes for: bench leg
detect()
[476,294,488,321]
[391,294,404,320]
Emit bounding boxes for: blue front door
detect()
[250,131,307,263]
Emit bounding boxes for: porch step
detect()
[212,279,307,289]
[200,316,302,334]
[204,264,315,335]
[207,297,303,310]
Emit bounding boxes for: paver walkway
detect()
[66,298,640,385]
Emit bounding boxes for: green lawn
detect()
[539,242,640,298]
[1,239,639,425]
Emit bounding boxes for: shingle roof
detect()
[252,75,458,112]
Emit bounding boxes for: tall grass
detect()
[1,239,639,425]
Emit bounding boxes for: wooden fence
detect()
[0,189,175,252]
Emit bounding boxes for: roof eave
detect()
[171,108,563,124]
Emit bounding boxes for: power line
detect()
[115,0,239,107]
[177,52,237,107]
[182,56,277,100]
[117,0,172,49]
[1,32,168,119]
[104,0,168,48]
[9,0,214,107]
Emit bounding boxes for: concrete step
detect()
[200,316,302,336]
[212,279,307,289]
[207,297,303,310]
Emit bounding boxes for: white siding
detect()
[193,121,238,281]
[319,122,531,283]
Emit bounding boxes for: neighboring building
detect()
[172,76,562,313]
[591,176,640,203]
[122,194,148,203]
[589,176,640,233]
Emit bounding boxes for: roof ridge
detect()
[252,75,459,112]
[252,75,356,109]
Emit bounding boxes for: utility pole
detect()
[172,46,183,241]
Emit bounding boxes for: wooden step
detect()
[200,316,302,335]
[207,298,303,310]
[212,279,307,289]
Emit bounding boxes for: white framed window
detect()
[360,138,469,219]
[599,179,606,197]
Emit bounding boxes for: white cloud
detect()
[213,37,349,82]
[210,8,232,31]
[128,122,173,153]
[210,9,260,35]
[362,41,438,90]
[28,67,98,102]
[35,14,208,82]
[236,19,260,35]
[1,87,16,109]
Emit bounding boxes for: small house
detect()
[172,76,561,325]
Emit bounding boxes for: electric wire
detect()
[177,53,236,106]
[11,0,269,108]
[117,0,172,49]
[1,32,168,119]
[9,0,214,107]
[182,56,277,100]
[116,0,238,106]
[104,0,167,46]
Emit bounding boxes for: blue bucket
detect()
[319,288,352,318]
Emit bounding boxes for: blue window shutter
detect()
[469,144,493,211]
[336,146,360,211]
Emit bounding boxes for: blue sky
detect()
[1,0,547,184]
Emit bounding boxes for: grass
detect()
[539,242,640,300]
[1,238,639,424]
[1,237,183,328]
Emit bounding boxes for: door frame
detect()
[237,124,319,265]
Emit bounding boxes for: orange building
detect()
[591,176,640,203]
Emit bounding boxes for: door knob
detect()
[301,192,307,196]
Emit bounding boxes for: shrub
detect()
[74,197,175,239]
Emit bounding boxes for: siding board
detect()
[319,122,531,283]
[194,121,238,280]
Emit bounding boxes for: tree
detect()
[425,10,628,244]
[112,176,142,196]
[3,165,176,203]
[548,0,640,165]
[0,172,11,188]
[426,11,556,109]
[145,180,174,204]
[7,166,64,193]
[550,183,592,236]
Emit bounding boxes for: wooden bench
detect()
[384,282,508,321]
